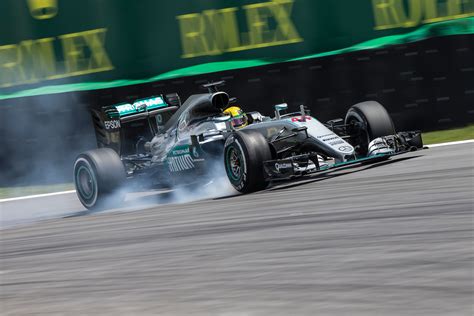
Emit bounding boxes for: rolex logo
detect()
[27,0,58,20]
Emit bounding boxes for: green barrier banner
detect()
[0,0,473,93]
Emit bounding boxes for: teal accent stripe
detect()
[318,154,390,171]
[113,96,167,117]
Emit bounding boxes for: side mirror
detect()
[275,103,288,111]
[326,118,343,126]
[292,126,307,133]
[274,103,288,119]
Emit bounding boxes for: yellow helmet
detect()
[223,106,248,129]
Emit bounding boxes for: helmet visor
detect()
[231,116,247,128]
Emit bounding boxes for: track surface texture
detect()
[1,144,473,315]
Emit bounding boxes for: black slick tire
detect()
[224,131,272,193]
[73,148,126,210]
[345,101,396,156]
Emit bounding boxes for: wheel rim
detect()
[75,164,96,202]
[226,146,243,181]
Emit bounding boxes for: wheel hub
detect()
[229,149,241,179]
[77,166,94,199]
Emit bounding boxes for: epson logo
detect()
[104,120,121,130]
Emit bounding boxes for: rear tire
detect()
[224,131,272,193]
[73,148,126,210]
[345,101,396,156]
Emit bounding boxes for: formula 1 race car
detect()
[74,81,423,210]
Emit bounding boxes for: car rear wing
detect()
[103,94,180,123]
[90,93,180,153]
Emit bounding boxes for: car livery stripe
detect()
[167,154,195,172]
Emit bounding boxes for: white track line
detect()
[0,190,76,203]
[1,139,472,203]
[426,139,474,148]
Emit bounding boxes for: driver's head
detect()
[223,106,248,129]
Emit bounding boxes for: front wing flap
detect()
[263,153,396,180]
[263,129,424,181]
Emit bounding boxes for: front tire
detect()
[73,148,126,210]
[345,101,396,156]
[224,131,272,193]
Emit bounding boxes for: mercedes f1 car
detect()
[74,81,423,210]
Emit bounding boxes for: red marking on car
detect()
[291,116,312,122]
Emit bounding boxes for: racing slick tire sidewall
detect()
[345,101,396,156]
[224,131,272,193]
[73,148,126,210]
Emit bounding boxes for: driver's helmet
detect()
[223,106,248,129]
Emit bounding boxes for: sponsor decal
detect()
[317,133,335,139]
[338,145,353,152]
[321,136,339,142]
[291,116,312,122]
[114,97,166,116]
[171,147,190,156]
[177,0,303,59]
[133,96,164,110]
[115,103,135,113]
[155,114,163,124]
[192,146,199,158]
[275,162,293,172]
[104,120,120,130]
[168,154,195,172]
[0,27,113,88]
[329,140,344,146]
[372,0,474,31]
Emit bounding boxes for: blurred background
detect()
[0,0,473,186]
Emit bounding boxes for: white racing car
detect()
[74,81,423,209]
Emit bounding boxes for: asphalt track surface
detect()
[1,144,473,315]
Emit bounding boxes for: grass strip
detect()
[422,125,474,145]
